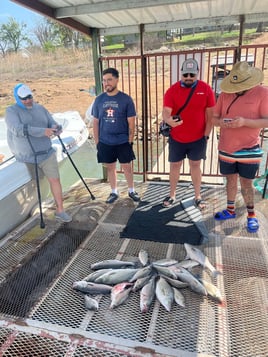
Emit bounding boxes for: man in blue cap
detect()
[5,83,72,223]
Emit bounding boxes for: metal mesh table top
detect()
[0,180,267,357]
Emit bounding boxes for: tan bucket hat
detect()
[220,61,264,93]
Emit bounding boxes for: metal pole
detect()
[237,15,245,62]
[34,156,45,228]
[140,23,148,183]
[91,27,108,181]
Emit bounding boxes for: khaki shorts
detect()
[26,152,60,179]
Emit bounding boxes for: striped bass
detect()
[110,282,133,309]
[173,266,207,296]
[140,276,156,313]
[72,281,112,295]
[184,243,221,278]
[155,276,174,312]
[94,268,139,285]
[91,259,137,270]
[84,295,99,310]
[138,249,149,266]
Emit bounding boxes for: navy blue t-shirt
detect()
[92,91,136,145]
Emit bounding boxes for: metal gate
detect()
[101,44,268,182]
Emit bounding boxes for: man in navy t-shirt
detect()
[92,67,140,204]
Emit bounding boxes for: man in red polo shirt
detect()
[162,58,215,209]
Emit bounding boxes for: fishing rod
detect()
[33,153,46,228]
[26,137,46,229]
[57,135,95,200]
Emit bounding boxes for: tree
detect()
[32,18,90,50]
[33,19,54,48]
[0,32,8,57]
[256,22,263,33]
[0,17,29,53]
[48,19,90,48]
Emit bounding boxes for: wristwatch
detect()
[129,142,133,145]
[204,136,209,140]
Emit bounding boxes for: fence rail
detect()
[101,44,268,183]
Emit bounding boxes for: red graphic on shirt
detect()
[106,107,114,117]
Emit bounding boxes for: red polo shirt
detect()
[163,80,215,142]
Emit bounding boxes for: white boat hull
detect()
[0,111,88,239]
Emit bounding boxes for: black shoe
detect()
[128,191,140,202]
[106,193,118,204]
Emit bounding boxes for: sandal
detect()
[162,196,175,207]
[214,209,236,221]
[195,199,206,210]
[247,217,259,233]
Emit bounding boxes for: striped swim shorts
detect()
[219,145,263,165]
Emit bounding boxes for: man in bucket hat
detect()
[212,61,268,233]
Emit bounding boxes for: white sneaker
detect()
[55,211,72,223]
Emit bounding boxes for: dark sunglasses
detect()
[19,94,33,100]
[182,73,196,78]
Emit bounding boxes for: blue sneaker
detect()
[106,193,119,204]
[128,191,140,202]
[55,211,72,223]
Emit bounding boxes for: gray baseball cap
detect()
[181,59,199,75]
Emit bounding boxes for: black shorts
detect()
[168,136,207,162]
[97,142,136,164]
[219,160,259,179]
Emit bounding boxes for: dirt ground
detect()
[1,32,267,118]
[0,77,95,120]
[1,32,267,119]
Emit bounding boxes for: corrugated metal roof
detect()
[12,0,268,36]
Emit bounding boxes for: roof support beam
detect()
[237,14,245,61]
[11,0,91,36]
[91,28,102,96]
[55,0,206,18]
[11,1,268,38]
[100,12,268,36]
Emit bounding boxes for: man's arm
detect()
[212,113,268,129]
[162,106,182,128]
[228,116,268,128]
[5,107,25,136]
[211,112,221,127]
[204,106,214,136]
[93,117,99,145]
[6,106,56,138]
[127,116,136,143]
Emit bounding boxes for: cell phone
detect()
[223,118,233,123]
[172,115,181,122]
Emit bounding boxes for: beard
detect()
[105,85,116,93]
[183,81,194,88]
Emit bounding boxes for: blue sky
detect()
[0,0,43,28]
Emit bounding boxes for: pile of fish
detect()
[72,243,223,312]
